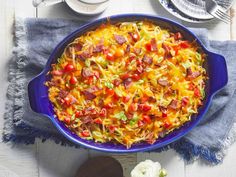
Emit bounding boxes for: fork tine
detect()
[217,0,231,6]
[216,9,231,20]
[215,11,230,23]
[216,11,230,22]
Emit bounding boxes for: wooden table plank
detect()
[0,0,39,177]
[230,2,236,40]
[37,141,89,177]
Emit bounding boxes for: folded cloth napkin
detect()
[3,18,236,164]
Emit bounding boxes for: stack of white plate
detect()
[33,0,110,15]
[158,0,234,23]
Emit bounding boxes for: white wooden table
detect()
[0,0,236,176]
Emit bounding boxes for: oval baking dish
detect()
[28,14,228,153]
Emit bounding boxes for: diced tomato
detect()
[179,41,190,48]
[51,70,63,76]
[94,118,102,124]
[163,120,171,129]
[64,117,71,124]
[129,103,137,112]
[109,125,117,133]
[145,43,152,52]
[103,48,109,55]
[64,96,72,106]
[122,95,131,103]
[188,83,195,90]
[114,48,124,58]
[138,104,152,112]
[120,73,131,80]
[137,58,142,65]
[138,120,144,127]
[99,108,107,117]
[70,76,77,85]
[106,88,115,96]
[132,32,140,42]
[113,93,120,101]
[172,46,179,55]
[143,115,151,124]
[162,112,167,118]
[64,64,75,72]
[194,87,201,97]
[80,130,90,137]
[106,53,114,61]
[181,97,189,107]
[113,79,121,86]
[140,96,149,103]
[132,73,141,81]
[75,110,83,117]
[104,103,113,109]
[87,76,94,84]
[174,32,183,40]
[137,65,144,73]
[93,71,100,79]
[130,32,140,42]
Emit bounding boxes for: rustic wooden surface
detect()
[0,0,236,177]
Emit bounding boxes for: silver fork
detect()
[205,0,231,23]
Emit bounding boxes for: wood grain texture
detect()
[230,2,236,40]
[0,0,39,177]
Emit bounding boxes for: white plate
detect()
[65,0,109,15]
[158,0,234,23]
[171,0,232,20]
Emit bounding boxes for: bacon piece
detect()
[158,79,168,86]
[65,43,82,57]
[125,44,130,53]
[134,48,141,55]
[81,116,93,124]
[162,43,172,59]
[76,51,92,62]
[159,106,167,113]
[168,99,178,110]
[114,34,126,44]
[82,90,96,100]
[123,78,132,89]
[81,68,94,78]
[150,38,157,52]
[85,86,101,93]
[186,68,201,79]
[148,96,156,103]
[58,90,68,99]
[72,43,83,51]
[142,55,153,65]
[93,44,104,53]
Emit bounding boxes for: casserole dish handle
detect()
[28,74,49,115]
[208,52,228,94]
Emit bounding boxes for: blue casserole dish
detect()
[28,14,228,153]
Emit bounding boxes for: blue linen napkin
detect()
[3,18,236,164]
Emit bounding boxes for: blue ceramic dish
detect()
[28,14,228,153]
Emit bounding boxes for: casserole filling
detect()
[46,21,207,148]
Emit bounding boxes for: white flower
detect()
[131,160,162,177]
